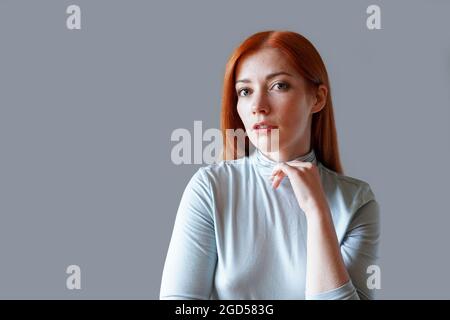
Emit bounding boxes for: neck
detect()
[261,146,312,163]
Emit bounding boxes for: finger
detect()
[273,162,297,177]
[271,164,292,189]
[270,168,285,179]
[270,171,282,188]
[269,174,280,181]
[272,174,284,189]
[270,167,286,186]
[271,163,291,176]
[285,160,314,169]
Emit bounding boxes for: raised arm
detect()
[304,197,380,299]
[271,162,380,299]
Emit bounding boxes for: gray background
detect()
[0,0,449,299]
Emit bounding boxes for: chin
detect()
[253,140,280,154]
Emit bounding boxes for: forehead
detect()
[235,47,299,79]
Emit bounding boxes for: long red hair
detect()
[220,30,344,174]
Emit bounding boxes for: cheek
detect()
[278,100,299,120]
[278,104,310,133]
[237,102,249,126]
[285,96,309,120]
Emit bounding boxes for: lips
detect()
[253,122,278,130]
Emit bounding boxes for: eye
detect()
[237,88,251,97]
[271,82,289,91]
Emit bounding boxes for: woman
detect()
[160,30,380,300]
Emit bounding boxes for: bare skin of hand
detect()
[270,161,329,216]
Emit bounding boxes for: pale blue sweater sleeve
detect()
[306,196,380,300]
[160,168,217,300]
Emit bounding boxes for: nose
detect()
[251,92,270,115]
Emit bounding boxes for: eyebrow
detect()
[235,71,294,85]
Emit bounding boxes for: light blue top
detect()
[160,148,380,300]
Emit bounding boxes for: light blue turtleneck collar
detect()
[249,148,318,178]
[252,148,317,166]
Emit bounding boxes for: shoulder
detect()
[184,158,250,214]
[195,156,251,183]
[178,160,247,220]
[317,162,377,212]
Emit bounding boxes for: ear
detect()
[310,84,328,114]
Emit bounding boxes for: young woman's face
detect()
[235,47,326,161]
